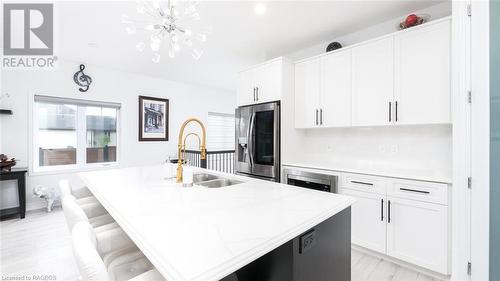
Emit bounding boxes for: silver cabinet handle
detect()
[320,109,323,125]
[389,102,392,122]
[395,101,398,122]
[400,187,430,194]
[388,200,391,223]
[315,109,319,125]
[256,87,259,101]
[351,180,373,186]
[381,199,384,221]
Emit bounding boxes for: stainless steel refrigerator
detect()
[235,102,280,182]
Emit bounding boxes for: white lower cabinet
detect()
[386,196,448,274]
[340,173,450,275]
[342,188,386,254]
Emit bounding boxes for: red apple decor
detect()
[398,14,429,30]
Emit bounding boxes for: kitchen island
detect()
[79,165,355,281]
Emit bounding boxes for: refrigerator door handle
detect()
[247,112,256,167]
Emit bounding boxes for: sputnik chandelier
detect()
[122,0,208,63]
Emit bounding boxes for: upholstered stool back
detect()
[62,195,89,231]
[72,221,109,281]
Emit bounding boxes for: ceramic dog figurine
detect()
[33,185,60,212]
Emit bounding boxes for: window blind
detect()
[34,95,121,109]
[207,112,235,151]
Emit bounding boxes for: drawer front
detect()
[388,179,448,205]
[341,173,387,195]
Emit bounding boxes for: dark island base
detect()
[222,207,351,281]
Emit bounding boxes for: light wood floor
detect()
[1,208,437,281]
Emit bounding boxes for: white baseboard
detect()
[27,200,61,212]
[26,201,48,211]
[352,244,450,281]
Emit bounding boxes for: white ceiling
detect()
[53,1,447,92]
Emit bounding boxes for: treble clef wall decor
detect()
[73,64,93,92]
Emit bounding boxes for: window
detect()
[33,96,120,172]
[86,106,118,164]
[36,102,77,166]
[207,112,235,151]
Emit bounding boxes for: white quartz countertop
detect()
[79,165,355,281]
[283,162,452,184]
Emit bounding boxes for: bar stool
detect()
[62,195,116,233]
[71,221,165,281]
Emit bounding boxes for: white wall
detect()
[282,2,451,61]
[0,60,235,211]
[282,125,452,180]
[281,2,452,181]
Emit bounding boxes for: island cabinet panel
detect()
[234,208,352,281]
[394,20,451,125]
[341,188,387,254]
[351,36,394,127]
[292,208,351,281]
[294,58,321,128]
[386,197,449,274]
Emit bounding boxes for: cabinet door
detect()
[237,70,256,106]
[320,49,352,127]
[256,60,282,103]
[340,188,386,253]
[386,197,448,274]
[394,20,451,124]
[294,58,320,128]
[352,37,394,126]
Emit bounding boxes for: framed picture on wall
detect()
[138,95,169,141]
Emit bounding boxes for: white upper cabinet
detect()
[394,20,451,124]
[294,49,352,129]
[257,60,283,104]
[292,18,451,129]
[237,68,256,106]
[294,58,321,128]
[237,58,290,106]
[352,37,395,126]
[321,49,352,127]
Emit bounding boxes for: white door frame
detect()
[452,1,490,280]
[470,1,490,280]
[451,1,472,280]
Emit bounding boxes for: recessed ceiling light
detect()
[254,3,267,15]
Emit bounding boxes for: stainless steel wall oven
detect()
[283,168,338,193]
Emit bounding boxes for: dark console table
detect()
[0,168,27,220]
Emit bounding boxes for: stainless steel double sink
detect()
[193,173,243,188]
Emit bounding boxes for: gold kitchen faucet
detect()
[176,118,207,183]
